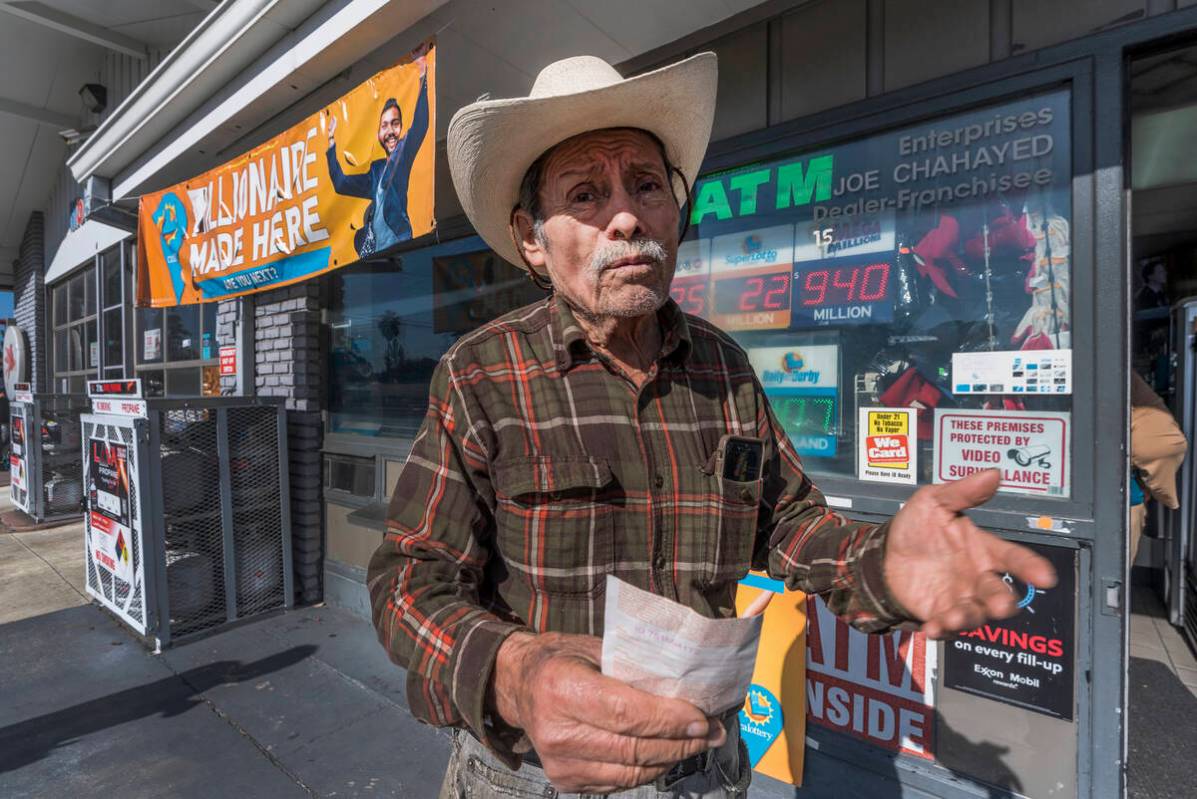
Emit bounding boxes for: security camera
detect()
[79,83,107,114]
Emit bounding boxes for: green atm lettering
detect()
[690,155,835,225]
[776,154,834,210]
[729,169,771,216]
[690,181,733,224]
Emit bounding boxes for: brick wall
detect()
[13,212,46,391]
[216,298,241,394]
[254,281,324,603]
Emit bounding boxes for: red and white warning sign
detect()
[90,510,135,584]
[934,409,1070,497]
[219,345,237,376]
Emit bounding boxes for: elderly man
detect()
[368,52,1055,798]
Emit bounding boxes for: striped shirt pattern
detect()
[368,294,906,764]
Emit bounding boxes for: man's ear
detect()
[511,210,549,278]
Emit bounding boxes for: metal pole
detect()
[215,406,238,621]
[146,412,173,648]
[276,403,294,608]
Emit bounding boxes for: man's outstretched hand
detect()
[492,632,725,794]
[884,468,1057,638]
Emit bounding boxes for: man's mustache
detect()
[587,239,669,281]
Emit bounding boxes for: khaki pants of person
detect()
[1130,503,1147,564]
[438,723,750,799]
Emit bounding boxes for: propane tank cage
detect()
[9,393,89,523]
[82,396,293,648]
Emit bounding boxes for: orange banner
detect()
[137,42,436,307]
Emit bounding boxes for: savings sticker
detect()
[858,407,917,485]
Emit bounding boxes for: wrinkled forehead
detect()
[540,128,667,185]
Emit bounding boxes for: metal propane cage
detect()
[8,383,89,523]
[81,380,293,648]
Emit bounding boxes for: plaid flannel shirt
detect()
[367,294,908,764]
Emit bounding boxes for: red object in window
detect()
[911,215,967,298]
[878,367,946,441]
[963,211,1036,260]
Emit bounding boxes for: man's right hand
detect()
[492,632,725,794]
[327,114,337,146]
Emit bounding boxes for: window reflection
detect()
[167,305,200,361]
[681,90,1073,494]
[326,239,541,438]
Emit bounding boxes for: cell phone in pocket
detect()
[717,435,764,483]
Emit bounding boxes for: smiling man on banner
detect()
[326,43,430,257]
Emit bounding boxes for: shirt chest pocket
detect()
[492,456,615,597]
[696,471,762,588]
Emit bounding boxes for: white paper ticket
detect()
[600,575,762,715]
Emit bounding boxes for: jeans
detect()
[438,722,750,799]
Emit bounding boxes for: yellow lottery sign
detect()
[735,574,806,785]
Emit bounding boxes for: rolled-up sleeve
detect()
[367,356,525,762]
[751,385,912,632]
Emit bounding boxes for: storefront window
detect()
[326,236,541,438]
[51,243,133,391]
[52,265,99,391]
[137,307,164,364]
[99,244,130,379]
[680,89,1073,496]
[133,284,219,397]
[166,305,201,361]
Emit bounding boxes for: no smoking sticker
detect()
[858,407,917,484]
[934,409,1070,497]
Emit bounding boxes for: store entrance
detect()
[1127,38,1197,795]
[1129,41,1197,635]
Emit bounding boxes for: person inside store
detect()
[1135,256,1170,312]
[368,52,1057,798]
[1130,371,1187,562]
[326,43,430,258]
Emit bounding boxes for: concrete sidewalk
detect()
[0,599,455,797]
[0,482,455,798]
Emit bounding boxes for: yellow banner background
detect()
[137,42,436,307]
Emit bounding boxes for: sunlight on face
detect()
[525,129,680,320]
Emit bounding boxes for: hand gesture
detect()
[884,469,1057,638]
[413,41,430,79]
[492,632,725,794]
[327,113,337,146]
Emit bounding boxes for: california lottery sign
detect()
[934,409,1070,497]
[748,345,839,459]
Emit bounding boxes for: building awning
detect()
[45,220,131,286]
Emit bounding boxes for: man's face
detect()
[515,128,679,319]
[378,106,402,154]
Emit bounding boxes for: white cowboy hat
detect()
[447,52,717,270]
